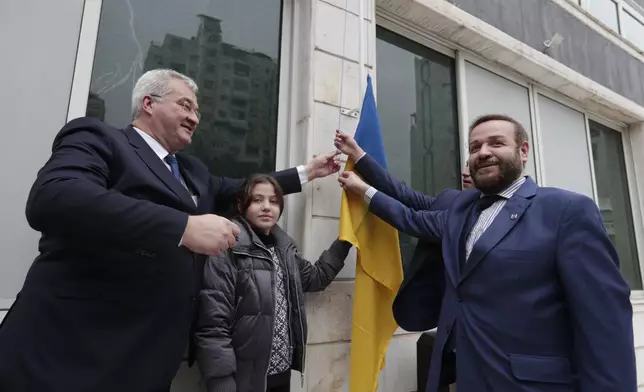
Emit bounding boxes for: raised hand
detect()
[304,150,342,181]
[338,171,370,196]
[334,130,364,162]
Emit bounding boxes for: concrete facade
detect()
[1,0,644,391]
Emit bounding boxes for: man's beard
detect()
[471,151,523,195]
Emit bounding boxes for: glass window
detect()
[589,121,642,289]
[464,62,537,179]
[376,27,460,267]
[621,10,644,50]
[86,0,283,178]
[587,0,620,31]
[537,94,594,198]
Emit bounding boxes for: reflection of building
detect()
[86,92,105,121]
[142,14,278,176]
[410,57,459,196]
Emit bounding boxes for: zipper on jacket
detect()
[253,243,278,392]
[288,245,307,387]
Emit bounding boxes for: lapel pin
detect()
[510,213,518,220]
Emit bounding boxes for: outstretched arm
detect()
[338,171,445,242]
[211,151,342,211]
[26,122,189,252]
[298,239,352,292]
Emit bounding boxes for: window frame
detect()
[587,115,644,293]
[66,0,295,229]
[578,0,644,50]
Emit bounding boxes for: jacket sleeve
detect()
[299,239,352,292]
[195,252,238,392]
[25,123,188,252]
[369,191,446,241]
[556,195,636,391]
[354,153,439,210]
[211,168,303,212]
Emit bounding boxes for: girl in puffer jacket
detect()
[195,173,352,392]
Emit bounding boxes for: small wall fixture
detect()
[543,33,564,53]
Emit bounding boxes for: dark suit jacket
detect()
[0,117,301,392]
[369,177,636,392]
[354,154,458,331]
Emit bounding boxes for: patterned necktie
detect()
[164,154,181,181]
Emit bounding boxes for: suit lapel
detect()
[124,126,196,208]
[177,153,208,210]
[459,178,537,283]
[446,192,481,287]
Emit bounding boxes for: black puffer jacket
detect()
[195,218,351,392]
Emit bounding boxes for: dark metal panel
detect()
[453,0,644,106]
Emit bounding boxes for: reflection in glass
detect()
[590,121,642,289]
[622,10,644,50]
[376,27,460,267]
[587,0,620,31]
[87,0,282,177]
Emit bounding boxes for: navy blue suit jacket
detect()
[0,117,301,392]
[354,154,457,331]
[368,175,636,392]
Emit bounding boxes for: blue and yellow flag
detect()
[339,75,403,392]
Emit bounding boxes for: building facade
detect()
[1,0,644,390]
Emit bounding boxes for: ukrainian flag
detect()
[339,75,403,392]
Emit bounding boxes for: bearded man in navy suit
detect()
[338,114,635,392]
[0,69,341,392]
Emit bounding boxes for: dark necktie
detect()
[164,154,181,181]
[446,195,504,354]
[459,195,503,270]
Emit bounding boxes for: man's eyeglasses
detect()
[149,94,201,120]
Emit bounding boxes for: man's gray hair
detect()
[131,69,199,120]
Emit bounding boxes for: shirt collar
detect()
[133,127,170,160]
[496,176,527,199]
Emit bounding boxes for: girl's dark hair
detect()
[237,174,285,215]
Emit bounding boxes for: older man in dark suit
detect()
[0,69,340,392]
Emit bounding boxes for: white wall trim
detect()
[275,0,296,232]
[67,0,102,121]
[625,123,644,289]
[283,0,314,252]
[376,0,644,123]
[583,113,601,203]
[455,52,469,169]
[528,84,545,186]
